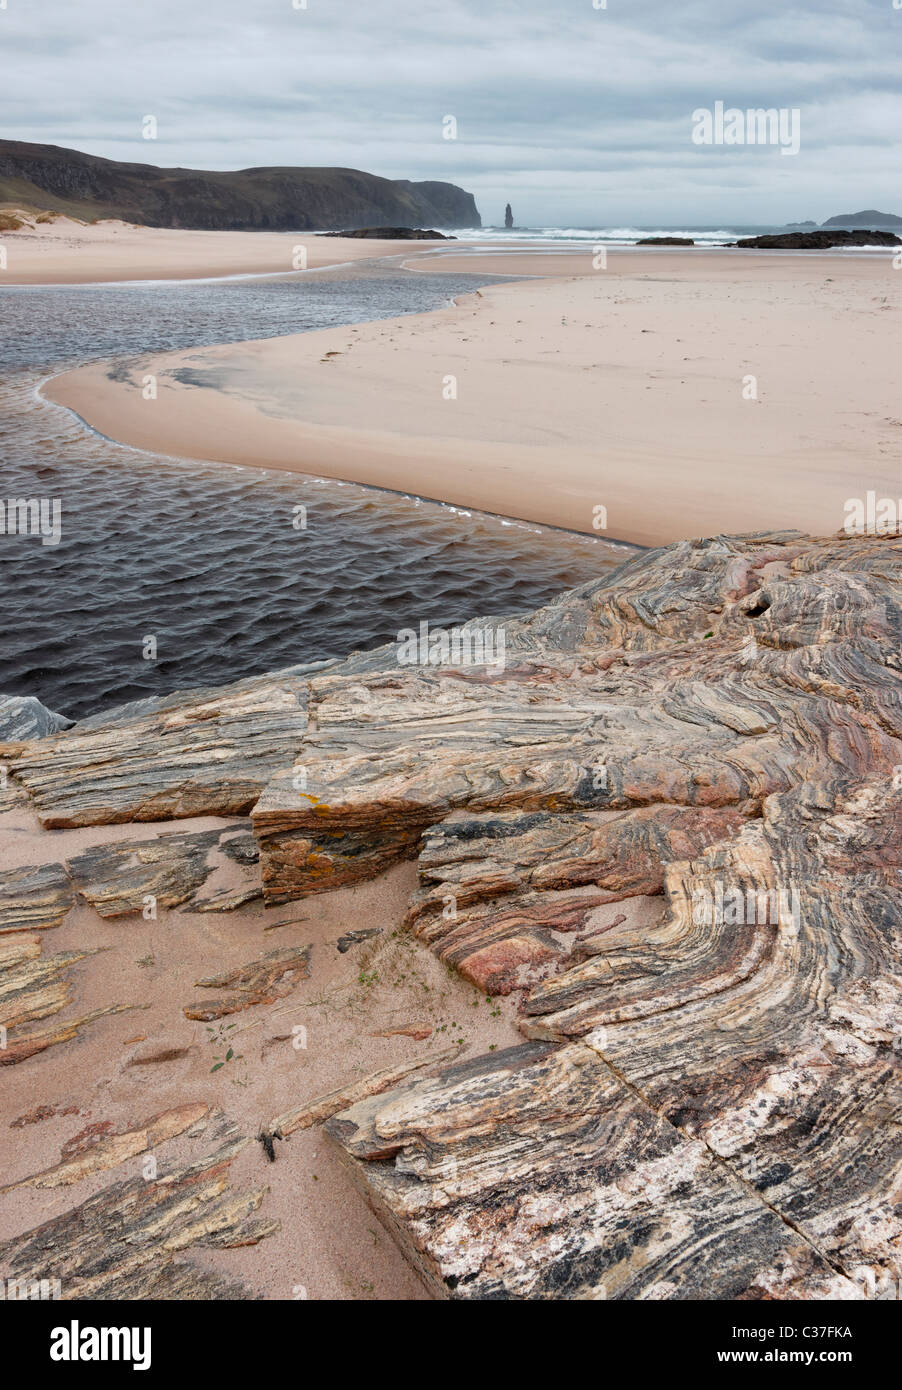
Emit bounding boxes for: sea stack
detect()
[504,202,514,228]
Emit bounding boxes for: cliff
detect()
[0,139,480,231]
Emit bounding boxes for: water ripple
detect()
[0,268,635,718]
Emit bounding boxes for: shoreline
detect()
[45,247,900,548]
[35,378,642,567]
[0,218,444,285]
[4,216,895,288]
[41,379,644,547]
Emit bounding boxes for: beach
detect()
[7,218,902,1306]
[0,216,425,284]
[45,243,901,547]
[0,795,522,1300]
[5,0,902,1324]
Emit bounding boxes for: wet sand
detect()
[0,215,441,284]
[47,248,901,547]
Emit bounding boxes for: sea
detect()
[445,223,896,249]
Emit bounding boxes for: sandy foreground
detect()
[0,797,533,1299]
[0,215,421,284]
[47,247,901,546]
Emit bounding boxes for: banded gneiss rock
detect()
[3,529,901,1298]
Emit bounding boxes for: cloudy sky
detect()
[4,0,901,226]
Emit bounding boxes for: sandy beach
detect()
[0,215,429,284]
[46,246,901,547]
[6,0,902,1325]
[0,794,526,1300]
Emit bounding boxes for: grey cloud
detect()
[2,0,900,224]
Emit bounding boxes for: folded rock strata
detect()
[336,773,900,1297]
[0,862,74,934]
[251,536,902,905]
[317,532,902,1298]
[183,944,312,1020]
[5,530,902,1299]
[325,1041,862,1300]
[11,669,310,827]
[0,1110,279,1299]
[404,804,751,992]
[331,850,900,1275]
[67,823,261,916]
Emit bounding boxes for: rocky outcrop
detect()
[0,863,74,935]
[183,944,311,1020]
[0,929,138,1068]
[0,1109,278,1298]
[11,668,310,828]
[325,1040,863,1299]
[325,763,902,1295]
[67,823,261,915]
[0,139,481,230]
[732,229,901,249]
[317,530,902,1298]
[0,694,72,741]
[318,227,455,239]
[250,533,902,907]
[637,236,695,245]
[5,530,902,1298]
[404,805,749,993]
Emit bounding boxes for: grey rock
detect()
[0,694,72,741]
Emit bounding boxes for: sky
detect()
[3,0,901,227]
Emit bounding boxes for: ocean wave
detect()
[445,225,757,245]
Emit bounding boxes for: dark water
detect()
[0,265,634,719]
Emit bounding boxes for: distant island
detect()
[822,208,902,228]
[783,213,900,231]
[0,139,480,231]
